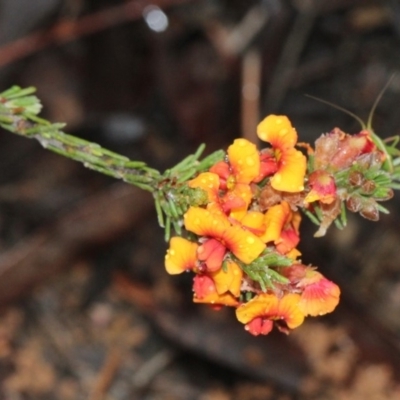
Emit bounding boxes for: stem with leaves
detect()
[0,86,224,240]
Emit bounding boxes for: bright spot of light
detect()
[143,5,169,33]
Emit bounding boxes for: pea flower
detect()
[208,138,260,220]
[4,87,396,340]
[165,237,198,275]
[161,113,364,338]
[297,269,341,317]
[257,115,307,192]
[184,206,265,266]
[260,201,301,256]
[193,274,240,307]
[235,293,305,336]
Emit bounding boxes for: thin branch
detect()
[0,0,193,68]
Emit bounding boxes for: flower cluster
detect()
[2,86,398,337]
[305,127,394,236]
[164,115,343,336]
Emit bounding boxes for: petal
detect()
[209,161,230,181]
[276,227,300,255]
[184,207,230,237]
[193,274,239,306]
[184,208,265,265]
[304,170,336,204]
[253,150,278,183]
[227,139,260,184]
[165,237,198,275]
[240,211,266,235]
[211,261,243,297]
[245,317,273,336]
[298,271,341,316]
[223,224,265,264]
[277,293,305,329]
[271,148,306,192]
[257,115,297,150]
[236,293,279,324]
[259,201,291,243]
[193,274,215,299]
[285,247,302,260]
[331,132,375,170]
[223,183,253,221]
[236,293,304,330]
[197,238,226,272]
[189,172,220,203]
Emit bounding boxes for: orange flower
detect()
[236,293,304,335]
[165,237,198,275]
[193,274,239,307]
[297,270,340,316]
[209,138,260,220]
[259,201,301,255]
[184,207,265,264]
[257,115,306,192]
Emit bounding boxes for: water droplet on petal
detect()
[246,157,254,166]
[279,128,288,136]
[246,236,255,244]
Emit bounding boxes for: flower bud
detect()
[346,195,363,213]
[348,171,364,186]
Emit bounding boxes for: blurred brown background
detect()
[1,0,400,399]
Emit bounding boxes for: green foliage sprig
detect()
[0,86,223,240]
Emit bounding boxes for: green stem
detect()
[0,86,225,241]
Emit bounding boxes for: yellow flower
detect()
[257,115,306,192]
[165,237,198,275]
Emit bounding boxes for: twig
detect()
[132,350,175,389]
[0,0,192,68]
[204,3,270,59]
[88,347,124,400]
[241,48,261,142]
